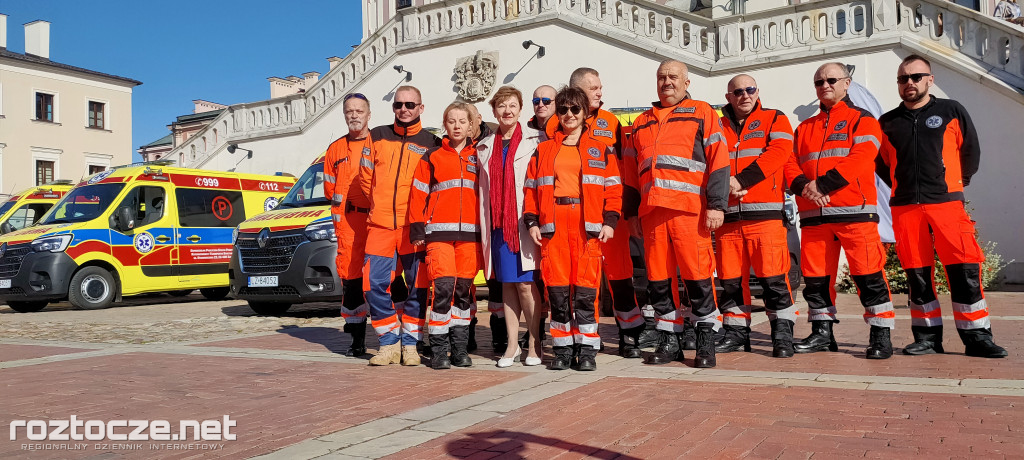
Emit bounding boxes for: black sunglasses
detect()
[814,77,849,87]
[897,73,931,84]
[731,87,757,97]
[532,97,552,106]
[344,93,368,102]
[556,105,582,116]
[392,101,418,110]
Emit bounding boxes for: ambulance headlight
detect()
[31,234,73,253]
[304,221,336,242]
[232,227,239,244]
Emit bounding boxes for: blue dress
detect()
[492,139,537,283]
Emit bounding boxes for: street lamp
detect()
[394,65,412,82]
[227,144,252,159]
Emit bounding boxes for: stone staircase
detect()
[174,0,1024,170]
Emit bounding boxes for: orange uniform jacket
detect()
[626,96,730,217]
[785,98,882,227]
[324,135,372,211]
[523,130,623,239]
[720,101,794,223]
[359,119,441,229]
[408,137,480,243]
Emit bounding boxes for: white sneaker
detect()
[496,346,521,368]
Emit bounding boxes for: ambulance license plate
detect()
[0,279,10,289]
[248,276,278,287]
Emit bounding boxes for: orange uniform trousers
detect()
[892,201,989,330]
[362,224,430,346]
[336,206,369,325]
[800,222,894,328]
[641,207,721,332]
[540,202,603,351]
[714,219,797,326]
[425,241,481,334]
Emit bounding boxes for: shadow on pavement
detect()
[445,430,641,459]
[274,325,352,354]
[219,302,341,318]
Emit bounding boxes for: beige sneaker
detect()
[369,343,401,366]
[401,345,421,366]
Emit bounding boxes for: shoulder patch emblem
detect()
[926,115,943,128]
[834,120,847,131]
[362,147,371,156]
[133,232,155,254]
[596,118,609,129]
[588,147,602,159]
[747,120,761,130]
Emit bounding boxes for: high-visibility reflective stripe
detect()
[584,222,603,233]
[767,306,800,322]
[605,176,621,187]
[706,131,726,147]
[332,214,343,222]
[614,307,645,329]
[401,317,425,341]
[769,132,794,141]
[725,202,784,214]
[487,301,504,315]
[577,323,599,334]
[450,306,472,326]
[799,147,850,164]
[910,299,943,327]
[582,174,605,185]
[331,195,345,205]
[360,158,374,169]
[536,176,554,187]
[730,148,762,160]
[429,311,452,334]
[539,223,555,233]
[807,306,837,322]
[853,135,881,149]
[340,303,369,321]
[800,205,878,219]
[324,174,337,184]
[431,178,474,193]
[425,223,479,233]
[371,315,400,335]
[640,157,653,172]
[649,178,702,195]
[863,302,896,328]
[656,309,684,332]
[412,179,429,194]
[690,310,723,328]
[953,299,990,329]
[722,305,753,327]
[656,155,707,173]
[550,320,573,346]
[524,178,536,188]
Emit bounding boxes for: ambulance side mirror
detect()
[0,221,12,234]
[112,206,135,232]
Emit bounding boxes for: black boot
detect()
[639,306,660,348]
[865,326,893,359]
[714,325,751,353]
[903,325,944,355]
[342,322,367,357]
[618,326,644,359]
[489,314,508,354]
[549,345,572,370]
[428,333,451,369]
[769,319,795,358]
[680,317,697,350]
[794,320,838,353]
[959,327,1008,358]
[694,322,716,368]
[449,326,473,367]
[577,345,597,371]
[644,331,679,365]
[467,317,478,353]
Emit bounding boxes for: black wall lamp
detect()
[522,40,545,58]
[394,65,412,82]
[227,144,253,159]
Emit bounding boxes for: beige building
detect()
[0,15,140,196]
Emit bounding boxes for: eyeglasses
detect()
[814,77,849,87]
[730,87,757,97]
[532,97,553,106]
[392,101,418,110]
[344,93,368,102]
[896,73,931,84]
[556,105,582,116]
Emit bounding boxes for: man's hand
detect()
[629,217,643,239]
[802,179,824,201]
[598,225,614,243]
[813,195,831,207]
[729,177,748,199]
[411,239,425,247]
[529,226,542,246]
[705,209,724,231]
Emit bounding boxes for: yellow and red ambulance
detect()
[228,154,337,315]
[0,161,295,312]
[0,181,75,235]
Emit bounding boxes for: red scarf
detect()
[489,123,523,253]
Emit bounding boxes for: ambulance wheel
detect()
[247,301,291,316]
[6,301,48,313]
[168,290,194,297]
[69,267,116,310]
[200,287,230,301]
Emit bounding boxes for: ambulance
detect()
[228,155,337,315]
[0,161,296,312]
[0,181,75,235]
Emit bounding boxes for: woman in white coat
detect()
[477,86,544,367]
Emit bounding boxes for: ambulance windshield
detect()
[277,163,328,208]
[0,201,16,217]
[39,184,126,225]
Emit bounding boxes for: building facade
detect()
[0,15,140,195]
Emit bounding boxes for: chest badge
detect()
[588,147,601,159]
[834,120,847,131]
[596,118,609,129]
[926,116,943,128]
[747,120,761,130]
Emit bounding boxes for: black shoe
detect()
[429,333,451,370]
[577,347,597,371]
[770,319,795,358]
[489,314,507,355]
[959,327,1008,358]
[694,322,716,368]
[549,346,572,370]
[417,340,433,360]
[343,322,367,357]
[714,325,751,353]
[644,331,680,365]
[865,326,893,359]
[903,325,944,355]
[467,317,478,353]
[680,318,697,350]
[794,320,838,353]
[638,326,660,349]
[618,326,644,359]
[450,326,473,367]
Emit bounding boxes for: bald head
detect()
[725,74,759,120]
[657,60,690,106]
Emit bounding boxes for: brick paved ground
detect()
[0,344,90,362]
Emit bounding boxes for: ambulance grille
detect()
[237,232,305,274]
[0,244,32,278]
[239,286,300,297]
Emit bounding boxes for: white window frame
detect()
[0,143,5,196]
[0,82,5,118]
[32,88,59,123]
[83,152,113,174]
[31,147,62,185]
[85,97,111,130]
